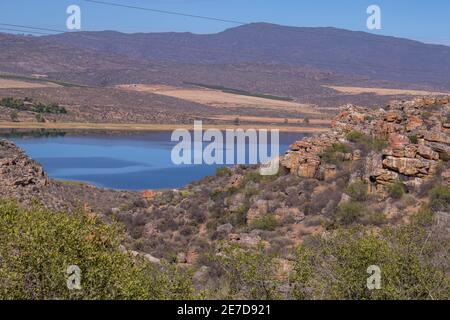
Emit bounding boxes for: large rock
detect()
[384,110,402,123]
[331,104,366,131]
[423,131,450,144]
[382,156,436,177]
[297,158,321,178]
[217,223,233,234]
[246,199,269,224]
[406,116,424,131]
[321,164,337,180]
[442,169,450,186]
[228,232,262,247]
[273,207,304,223]
[388,133,410,149]
[417,145,439,160]
[383,144,417,158]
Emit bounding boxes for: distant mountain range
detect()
[1,23,450,103]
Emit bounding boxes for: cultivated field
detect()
[325,85,450,96]
[116,84,321,114]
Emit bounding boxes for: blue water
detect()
[8,131,309,190]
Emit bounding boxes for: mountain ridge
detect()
[41,22,450,89]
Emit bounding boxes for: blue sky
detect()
[0,0,449,45]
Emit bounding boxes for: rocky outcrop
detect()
[280,133,340,179]
[0,139,48,190]
[281,96,450,198]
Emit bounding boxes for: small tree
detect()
[388,181,406,199]
[303,117,310,124]
[35,114,45,123]
[10,111,19,122]
[209,242,282,299]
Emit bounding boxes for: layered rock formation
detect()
[281,96,450,196]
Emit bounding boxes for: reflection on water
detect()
[3,130,310,190]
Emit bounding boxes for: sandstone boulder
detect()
[382,156,435,177]
[417,145,439,160]
[423,131,450,144]
[406,116,424,131]
[388,133,410,149]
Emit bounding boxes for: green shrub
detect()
[180,189,195,197]
[291,214,450,300]
[332,143,352,153]
[243,170,279,184]
[216,167,232,177]
[346,181,368,201]
[0,97,24,109]
[9,111,18,122]
[368,137,388,151]
[346,131,365,142]
[388,181,406,199]
[408,134,418,144]
[422,111,432,119]
[245,187,259,198]
[35,114,45,123]
[209,243,282,299]
[335,202,365,225]
[360,211,386,226]
[344,131,388,152]
[429,185,450,212]
[0,97,67,114]
[439,151,449,162]
[249,215,278,231]
[231,203,250,227]
[321,143,352,163]
[0,200,193,299]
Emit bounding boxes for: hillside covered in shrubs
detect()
[0,96,449,299]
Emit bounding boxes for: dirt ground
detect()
[324,85,450,96]
[0,79,60,89]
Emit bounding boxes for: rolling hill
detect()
[1,23,450,112]
[45,23,450,90]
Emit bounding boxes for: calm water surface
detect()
[6,131,310,190]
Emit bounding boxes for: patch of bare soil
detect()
[325,85,450,96]
[0,79,60,89]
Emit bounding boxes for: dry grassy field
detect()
[325,85,450,96]
[0,79,60,89]
[116,84,321,114]
[203,115,331,125]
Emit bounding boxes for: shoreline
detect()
[0,122,330,133]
